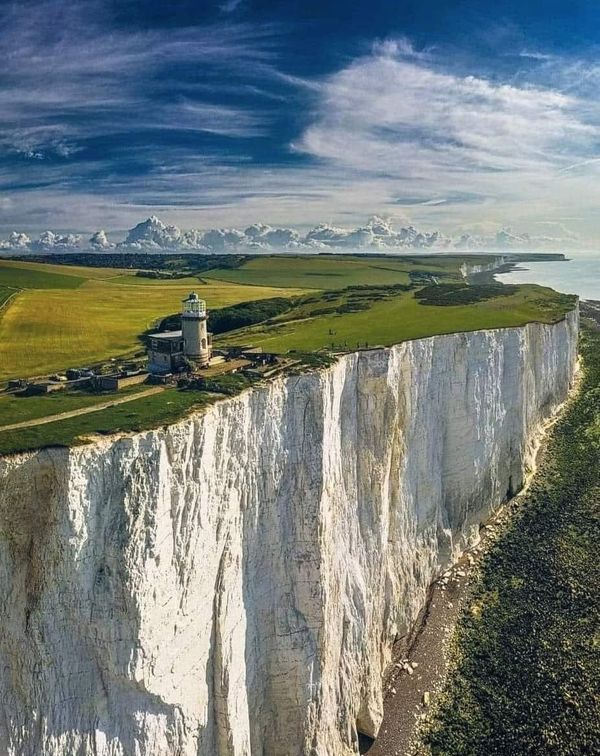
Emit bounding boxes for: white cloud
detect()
[0,214,569,254]
[0,0,281,167]
[89,230,112,249]
[1,9,600,243]
[296,48,593,178]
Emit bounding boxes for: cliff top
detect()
[0,253,576,455]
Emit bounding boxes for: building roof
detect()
[183,292,199,302]
[148,330,183,340]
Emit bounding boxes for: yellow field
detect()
[0,259,128,279]
[0,274,304,380]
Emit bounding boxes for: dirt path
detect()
[0,386,164,432]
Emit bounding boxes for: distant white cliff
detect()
[0,309,578,756]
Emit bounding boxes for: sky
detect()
[1,0,600,245]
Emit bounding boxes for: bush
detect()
[415,283,518,306]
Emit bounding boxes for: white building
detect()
[147,293,212,374]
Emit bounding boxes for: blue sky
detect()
[1,0,600,244]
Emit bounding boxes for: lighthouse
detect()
[181,292,211,365]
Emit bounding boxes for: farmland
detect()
[203,253,470,290]
[0,259,304,380]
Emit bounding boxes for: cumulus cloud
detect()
[89,230,112,249]
[454,224,577,250]
[32,231,82,251]
[124,216,182,249]
[0,231,30,250]
[115,214,450,251]
[1,230,82,251]
[0,215,572,254]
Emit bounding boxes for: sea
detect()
[495,252,600,301]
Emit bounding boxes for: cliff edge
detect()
[0,309,579,755]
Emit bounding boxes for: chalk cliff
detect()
[0,310,578,756]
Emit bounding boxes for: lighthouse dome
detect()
[182,292,207,317]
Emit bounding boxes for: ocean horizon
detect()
[496,252,600,301]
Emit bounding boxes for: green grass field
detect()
[0,261,86,289]
[0,262,305,380]
[0,253,577,454]
[0,286,15,309]
[217,284,575,353]
[0,259,128,279]
[0,387,216,455]
[203,254,467,290]
[0,384,151,427]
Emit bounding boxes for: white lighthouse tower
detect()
[181,292,211,366]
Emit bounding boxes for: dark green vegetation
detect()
[414,283,519,306]
[203,297,294,334]
[19,252,247,273]
[158,296,294,336]
[423,324,600,755]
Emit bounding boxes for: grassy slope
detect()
[0,259,128,279]
[422,325,600,755]
[217,285,575,353]
[203,254,468,290]
[0,387,216,455]
[0,286,14,308]
[0,275,305,380]
[0,384,151,427]
[0,262,86,289]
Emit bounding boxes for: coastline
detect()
[468,261,517,285]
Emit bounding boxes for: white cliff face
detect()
[460,256,511,277]
[0,311,578,756]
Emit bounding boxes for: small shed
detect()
[97,372,148,391]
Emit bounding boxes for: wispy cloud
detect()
[2,5,600,243]
[296,43,594,176]
[220,0,245,13]
[287,40,600,240]
[0,0,287,172]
